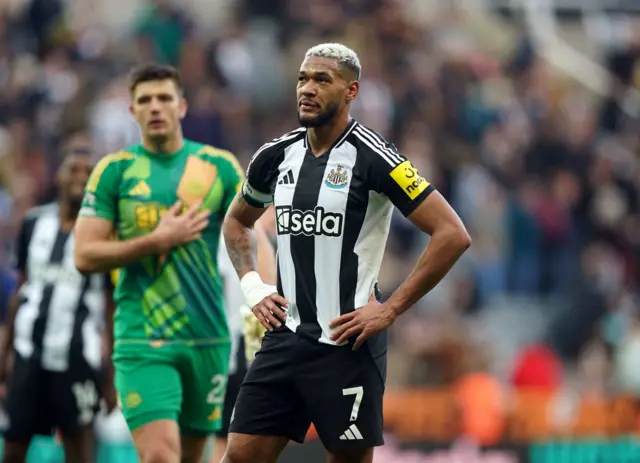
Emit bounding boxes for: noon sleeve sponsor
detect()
[389,160,430,200]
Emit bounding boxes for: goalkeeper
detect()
[74,63,245,463]
[210,217,275,463]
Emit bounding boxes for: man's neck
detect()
[59,201,78,232]
[143,134,184,154]
[307,113,351,157]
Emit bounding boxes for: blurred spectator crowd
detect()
[1,0,640,433]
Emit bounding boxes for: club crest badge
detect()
[324,165,349,189]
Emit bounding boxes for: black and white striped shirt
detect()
[12,203,108,371]
[242,120,434,346]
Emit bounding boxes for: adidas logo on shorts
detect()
[339,424,363,441]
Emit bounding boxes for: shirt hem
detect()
[114,338,231,347]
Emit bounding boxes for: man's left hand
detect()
[329,299,396,350]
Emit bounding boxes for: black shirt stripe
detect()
[31,229,70,362]
[290,152,326,339]
[339,146,368,316]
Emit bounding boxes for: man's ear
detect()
[345,80,359,103]
[178,98,188,119]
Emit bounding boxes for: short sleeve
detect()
[242,145,282,209]
[79,154,121,221]
[370,146,434,217]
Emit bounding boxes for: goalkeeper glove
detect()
[241,304,266,362]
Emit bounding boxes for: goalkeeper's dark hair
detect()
[128,63,183,94]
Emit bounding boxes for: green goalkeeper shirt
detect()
[79,140,243,349]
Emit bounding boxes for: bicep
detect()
[225,192,268,229]
[406,190,466,235]
[74,216,115,246]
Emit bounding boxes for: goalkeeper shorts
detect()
[114,342,230,434]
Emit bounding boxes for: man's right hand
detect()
[152,200,210,254]
[239,271,289,331]
[251,293,289,331]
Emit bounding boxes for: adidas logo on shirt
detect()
[339,424,363,441]
[129,181,151,198]
[278,170,295,185]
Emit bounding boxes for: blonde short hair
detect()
[305,43,361,79]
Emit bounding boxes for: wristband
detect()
[240,271,278,309]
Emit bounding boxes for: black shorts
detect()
[3,353,101,441]
[215,336,248,438]
[229,327,386,452]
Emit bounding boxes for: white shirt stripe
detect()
[352,127,402,167]
[355,124,404,164]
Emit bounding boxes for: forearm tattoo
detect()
[227,227,257,276]
[225,193,258,276]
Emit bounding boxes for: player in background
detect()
[210,217,276,463]
[0,144,115,463]
[73,63,243,463]
[222,43,471,463]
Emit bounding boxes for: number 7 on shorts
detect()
[342,386,363,422]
